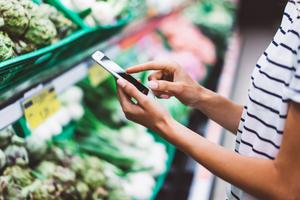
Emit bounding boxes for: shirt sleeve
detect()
[284,53,300,103]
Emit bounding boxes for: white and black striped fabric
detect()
[228,1,300,199]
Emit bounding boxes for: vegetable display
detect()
[0,126,131,200]
[61,0,133,26]
[0,81,170,200]
[0,0,76,62]
[184,0,237,51]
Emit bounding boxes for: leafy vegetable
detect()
[0,0,30,36]
[0,31,15,61]
[24,16,57,47]
[4,145,29,166]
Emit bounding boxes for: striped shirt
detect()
[228,1,300,199]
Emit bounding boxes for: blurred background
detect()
[0,0,289,200]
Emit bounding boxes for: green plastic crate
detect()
[0,0,89,91]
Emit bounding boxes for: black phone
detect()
[91,51,149,95]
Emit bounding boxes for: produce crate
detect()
[0,30,89,92]
[0,0,89,91]
[46,0,136,44]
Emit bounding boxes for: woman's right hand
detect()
[126,60,205,107]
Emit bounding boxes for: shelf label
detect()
[23,87,60,130]
[88,64,109,87]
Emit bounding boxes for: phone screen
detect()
[117,72,149,95]
[92,51,149,95]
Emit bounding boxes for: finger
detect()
[150,90,173,98]
[148,71,163,81]
[117,85,144,114]
[126,61,171,74]
[159,94,171,99]
[116,85,135,108]
[117,78,148,107]
[148,80,181,95]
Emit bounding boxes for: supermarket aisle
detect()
[211,27,276,199]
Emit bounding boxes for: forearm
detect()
[194,86,243,133]
[157,118,288,199]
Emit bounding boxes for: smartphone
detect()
[91,51,149,95]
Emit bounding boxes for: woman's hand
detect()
[116,78,172,133]
[126,60,205,107]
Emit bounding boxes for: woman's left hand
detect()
[116,78,171,133]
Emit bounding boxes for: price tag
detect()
[23,87,60,130]
[88,64,110,87]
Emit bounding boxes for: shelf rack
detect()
[0,15,161,130]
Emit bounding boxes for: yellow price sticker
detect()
[23,87,61,130]
[88,64,110,87]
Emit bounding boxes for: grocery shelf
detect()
[0,14,181,131]
[188,32,242,200]
[0,62,88,130]
[0,15,152,130]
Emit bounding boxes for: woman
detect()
[116,1,300,199]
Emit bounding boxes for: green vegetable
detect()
[39,4,76,38]
[0,0,30,36]
[0,149,6,170]
[53,166,76,183]
[3,166,33,187]
[10,134,25,146]
[91,187,108,200]
[76,181,90,199]
[78,79,125,127]
[108,188,131,200]
[83,169,106,190]
[84,156,104,172]
[0,176,9,194]
[14,39,36,54]
[4,145,29,166]
[184,0,236,44]
[20,180,51,200]
[0,31,15,62]
[45,146,66,163]
[69,156,86,176]
[25,136,48,162]
[60,184,80,200]
[0,127,14,149]
[24,16,57,47]
[36,161,56,178]
[18,0,39,13]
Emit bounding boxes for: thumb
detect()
[148,80,181,95]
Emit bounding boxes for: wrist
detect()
[190,85,214,109]
[154,115,176,137]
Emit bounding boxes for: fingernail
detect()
[148,81,158,89]
[117,78,126,88]
[160,94,170,99]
